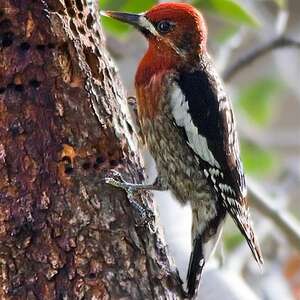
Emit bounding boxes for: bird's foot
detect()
[104,170,167,191]
[103,170,155,229]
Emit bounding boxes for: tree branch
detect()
[247,179,300,250]
[223,36,300,81]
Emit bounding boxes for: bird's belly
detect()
[142,117,215,210]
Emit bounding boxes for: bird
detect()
[101,3,263,298]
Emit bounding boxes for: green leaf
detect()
[193,0,260,27]
[273,0,287,9]
[240,142,276,176]
[101,17,131,36]
[121,0,156,12]
[237,78,282,126]
[224,231,244,251]
[100,0,127,11]
[100,0,157,36]
[214,24,240,44]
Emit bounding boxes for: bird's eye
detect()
[157,20,173,34]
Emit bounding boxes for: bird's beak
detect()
[100,10,158,36]
[101,11,143,27]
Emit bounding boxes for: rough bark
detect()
[0,1,183,299]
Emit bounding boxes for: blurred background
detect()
[99,0,300,299]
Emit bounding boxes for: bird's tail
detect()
[238,220,263,265]
[228,207,263,266]
[186,236,204,298]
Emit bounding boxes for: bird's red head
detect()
[102,2,207,94]
[102,3,207,84]
[144,3,207,54]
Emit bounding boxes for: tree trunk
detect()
[0,1,183,299]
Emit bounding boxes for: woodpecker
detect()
[102,3,263,298]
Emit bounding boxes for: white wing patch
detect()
[169,81,245,209]
[170,83,221,168]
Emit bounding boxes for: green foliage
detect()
[223,230,244,251]
[237,78,280,177]
[120,0,157,11]
[237,77,282,177]
[240,142,276,176]
[273,0,287,9]
[214,24,240,44]
[237,78,282,126]
[100,0,156,11]
[100,0,260,35]
[100,0,156,36]
[193,0,259,27]
[100,0,127,11]
[101,17,130,36]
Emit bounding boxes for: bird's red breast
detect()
[135,70,169,120]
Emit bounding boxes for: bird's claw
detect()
[102,170,155,230]
[102,170,128,189]
[104,177,126,189]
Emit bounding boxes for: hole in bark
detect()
[62,156,71,164]
[14,84,24,92]
[67,8,76,17]
[83,47,100,80]
[126,121,133,135]
[36,44,46,51]
[88,273,96,279]
[75,0,83,11]
[78,12,83,19]
[110,160,119,167]
[69,20,78,36]
[89,36,94,43]
[20,42,30,51]
[64,165,74,174]
[29,80,41,88]
[64,0,72,8]
[78,26,85,34]
[0,10,4,18]
[0,87,5,94]
[86,13,93,29]
[48,43,55,49]
[93,156,105,169]
[0,19,12,30]
[48,2,66,15]
[107,151,114,157]
[10,121,24,136]
[65,0,76,18]
[96,156,105,164]
[1,32,14,48]
[82,162,91,170]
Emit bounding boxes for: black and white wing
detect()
[169,57,263,270]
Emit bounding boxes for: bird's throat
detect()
[135,42,180,87]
